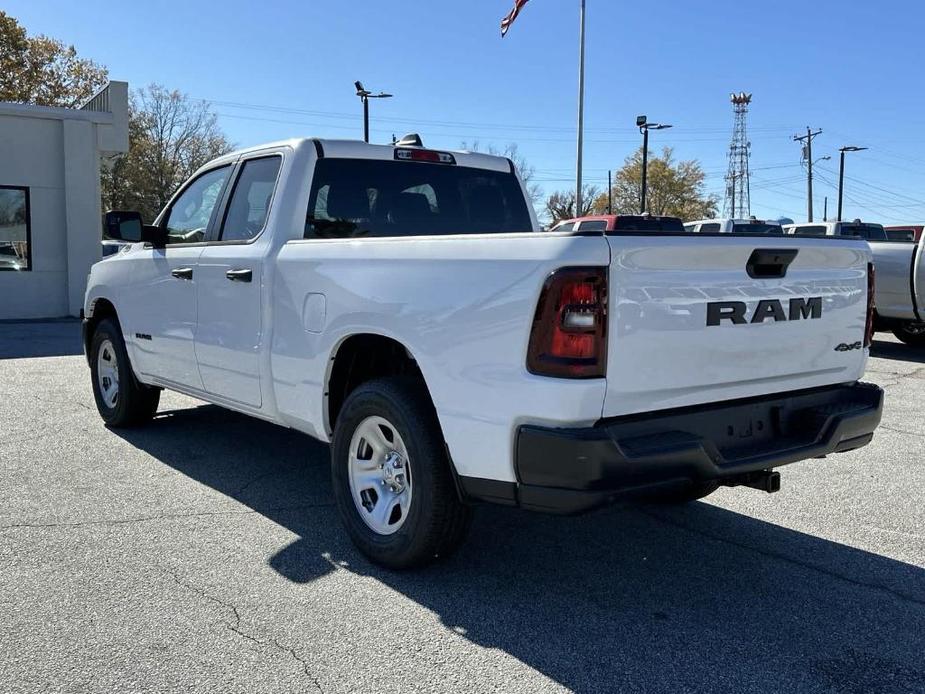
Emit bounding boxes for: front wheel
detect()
[331,378,472,569]
[89,318,160,427]
[893,322,925,347]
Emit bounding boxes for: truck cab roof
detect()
[208,138,514,174]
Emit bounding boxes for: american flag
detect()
[500,0,530,38]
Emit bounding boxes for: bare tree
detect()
[544,185,600,225]
[460,141,542,207]
[102,85,233,222]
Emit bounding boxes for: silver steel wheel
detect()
[348,415,413,536]
[96,339,120,409]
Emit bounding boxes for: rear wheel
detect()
[331,378,472,569]
[893,322,925,347]
[89,318,160,427]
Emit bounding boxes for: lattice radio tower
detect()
[723,92,752,218]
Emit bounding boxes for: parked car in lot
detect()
[83,137,884,568]
[684,217,783,234]
[868,233,925,345]
[884,224,924,242]
[784,220,888,240]
[548,214,684,234]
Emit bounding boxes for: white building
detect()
[0,81,129,319]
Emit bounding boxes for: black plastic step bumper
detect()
[509,382,883,514]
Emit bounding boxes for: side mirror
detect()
[104,211,166,247]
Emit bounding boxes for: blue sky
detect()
[8,0,925,223]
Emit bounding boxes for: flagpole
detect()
[576,0,586,215]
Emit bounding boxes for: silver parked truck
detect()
[870,233,925,345]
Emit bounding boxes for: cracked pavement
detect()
[1,322,924,693]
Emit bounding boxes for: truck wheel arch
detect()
[325,333,433,436]
[84,298,119,359]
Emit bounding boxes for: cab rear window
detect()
[839,224,887,241]
[305,158,532,238]
[612,216,684,232]
[732,222,783,234]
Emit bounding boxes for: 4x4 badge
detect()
[834,341,863,352]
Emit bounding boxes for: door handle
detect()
[171,267,194,280]
[226,268,253,283]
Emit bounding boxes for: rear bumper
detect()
[474,382,883,514]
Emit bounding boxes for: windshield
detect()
[613,216,684,232]
[732,222,783,234]
[305,158,532,238]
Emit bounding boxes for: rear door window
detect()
[305,158,532,238]
[220,156,282,242]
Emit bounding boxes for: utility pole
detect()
[607,170,612,214]
[793,127,823,221]
[823,196,828,221]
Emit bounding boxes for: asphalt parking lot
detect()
[1,321,924,694]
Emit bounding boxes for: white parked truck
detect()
[84,138,884,568]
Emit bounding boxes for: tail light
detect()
[527,267,608,378]
[864,262,876,348]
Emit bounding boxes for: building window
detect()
[0,186,31,271]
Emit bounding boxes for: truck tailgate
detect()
[602,235,870,418]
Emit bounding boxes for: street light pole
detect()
[355,81,393,144]
[575,0,586,215]
[640,126,649,214]
[363,96,370,143]
[837,146,868,221]
[637,116,673,214]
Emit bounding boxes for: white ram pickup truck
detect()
[869,234,925,346]
[84,138,884,568]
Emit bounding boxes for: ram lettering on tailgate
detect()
[706,297,823,326]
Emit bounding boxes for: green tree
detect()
[102,85,233,223]
[595,147,718,220]
[544,185,600,225]
[0,11,107,107]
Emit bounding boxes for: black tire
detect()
[892,323,925,347]
[331,377,472,569]
[648,480,720,505]
[89,318,160,427]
